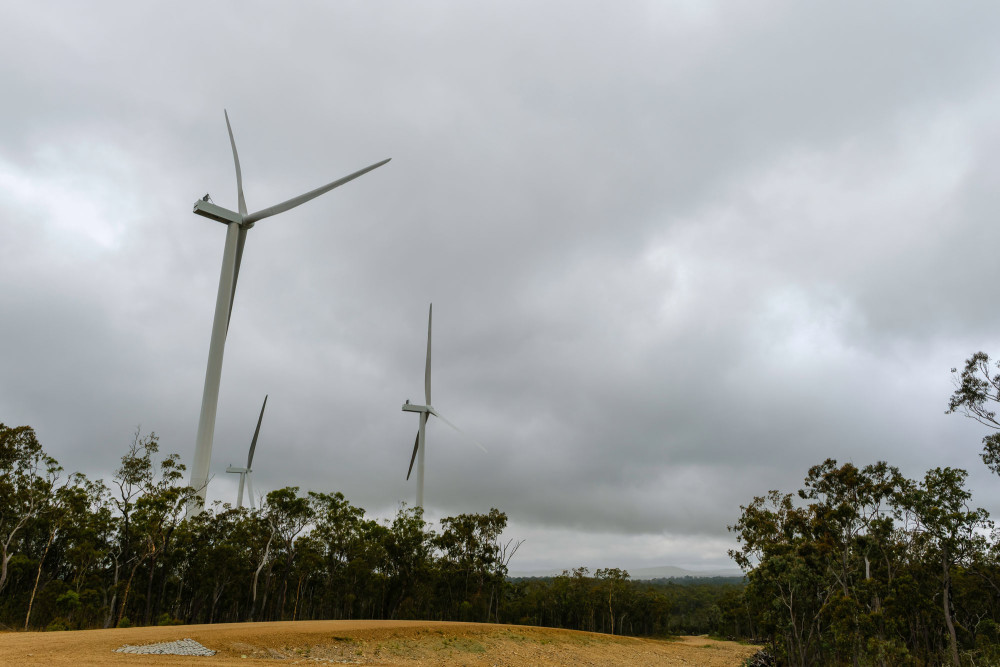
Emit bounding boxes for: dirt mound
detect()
[0,620,759,666]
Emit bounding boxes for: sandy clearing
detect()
[0,620,759,666]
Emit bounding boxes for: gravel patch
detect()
[114,638,216,656]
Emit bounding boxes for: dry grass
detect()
[0,620,759,666]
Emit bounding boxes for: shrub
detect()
[45,617,69,632]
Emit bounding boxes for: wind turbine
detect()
[226,395,267,509]
[402,304,486,509]
[188,110,390,510]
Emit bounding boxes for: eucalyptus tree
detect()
[796,459,908,664]
[729,456,1000,666]
[551,567,598,631]
[0,424,60,597]
[248,508,274,621]
[595,568,631,635]
[198,507,254,623]
[730,490,830,666]
[383,505,435,619]
[104,430,195,626]
[23,472,89,629]
[132,451,195,625]
[261,487,313,620]
[107,430,155,626]
[901,467,992,666]
[435,509,510,622]
[948,351,1000,476]
[58,475,112,627]
[288,534,322,621]
[308,491,369,618]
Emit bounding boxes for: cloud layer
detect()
[2,1,1000,572]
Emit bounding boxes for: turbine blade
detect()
[227,225,247,330]
[427,408,487,453]
[425,303,432,405]
[243,158,391,225]
[248,394,267,468]
[224,110,248,217]
[247,473,255,510]
[406,430,420,480]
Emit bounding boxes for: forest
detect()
[2,352,1000,667]
[0,423,737,638]
[725,352,1000,666]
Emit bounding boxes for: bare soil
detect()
[0,620,759,666]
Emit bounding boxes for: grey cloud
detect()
[3,1,1000,571]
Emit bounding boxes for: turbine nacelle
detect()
[193,199,243,226]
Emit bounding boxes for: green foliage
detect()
[45,617,69,632]
[730,456,998,666]
[0,420,741,641]
[500,570,741,637]
[976,618,1000,664]
[55,590,80,612]
[0,423,61,597]
[948,351,1000,476]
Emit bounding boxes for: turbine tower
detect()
[189,110,389,510]
[402,304,486,509]
[226,394,267,509]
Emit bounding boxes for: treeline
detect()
[726,352,1000,666]
[0,423,739,639]
[0,425,524,630]
[730,459,999,666]
[506,571,745,637]
[12,349,1000,666]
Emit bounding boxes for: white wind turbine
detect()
[188,110,389,510]
[402,304,486,509]
[226,395,267,510]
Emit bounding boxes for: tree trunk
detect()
[173,573,185,620]
[144,551,157,625]
[210,579,223,623]
[118,571,135,626]
[24,529,56,630]
[292,576,303,621]
[279,578,288,620]
[157,563,170,621]
[260,566,274,621]
[250,532,274,621]
[104,557,121,629]
[608,591,614,636]
[118,553,147,627]
[0,550,12,596]
[942,553,960,667]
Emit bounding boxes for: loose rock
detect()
[114,638,216,656]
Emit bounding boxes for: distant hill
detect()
[510,564,742,580]
[630,565,743,579]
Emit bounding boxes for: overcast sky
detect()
[2,1,1000,573]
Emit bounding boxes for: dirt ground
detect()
[0,620,760,666]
